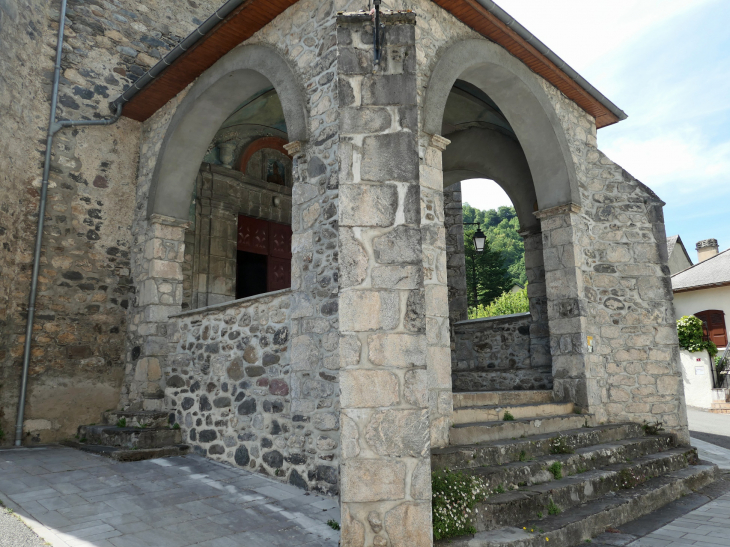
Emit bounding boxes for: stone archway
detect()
[423,38,590,411]
[148,43,307,221]
[124,44,307,411]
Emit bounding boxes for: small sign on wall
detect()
[695,366,705,375]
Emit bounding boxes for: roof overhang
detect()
[673,281,730,294]
[115,0,626,128]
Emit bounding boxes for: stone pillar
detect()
[535,204,600,416]
[443,182,468,324]
[521,230,552,372]
[128,214,188,410]
[192,171,238,308]
[422,134,453,449]
[337,12,432,547]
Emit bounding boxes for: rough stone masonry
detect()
[0,0,692,545]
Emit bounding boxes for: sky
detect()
[461,0,730,259]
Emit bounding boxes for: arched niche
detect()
[423,39,580,211]
[147,44,307,221]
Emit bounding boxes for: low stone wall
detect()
[452,313,552,391]
[165,289,338,494]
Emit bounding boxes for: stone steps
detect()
[453,390,554,408]
[469,447,698,532]
[433,423,645,470]
[452,368,553,393]
[449,413,593,445]
[452,401,574,424]
[102,410,171,429]
[710,401,730,414]
[456,435,677,491]
[435,464,718,547]
[62,441,190,462]
[77,424,182,450]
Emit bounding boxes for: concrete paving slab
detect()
[0,446,339,547]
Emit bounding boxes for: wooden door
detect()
[237,215,292,295]
[695,310,728,348]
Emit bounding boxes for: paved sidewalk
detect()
[690,437,730,470]
[0,446,339,547]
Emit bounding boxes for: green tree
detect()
[462,204,526,303]
[464,226,512,308]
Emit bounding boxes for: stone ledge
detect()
[170,288,291,319]
[454,312,531,327]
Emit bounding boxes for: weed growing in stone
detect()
[642,421,664,435]
[326,519,340,530]
[537,512,543,518]
[432,469,490,540]
[547,499,561,515]
[494,484,505,494]
[172,423,181,430]
[617,468,645,489]
[548,462,563,480]
[503,411,515,421]
[519,450,527,462]
[116,417,127,428]
[577,465,588,474]
[550,436,574,454]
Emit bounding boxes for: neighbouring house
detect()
[672,239,730,350]
[666,235,693,275]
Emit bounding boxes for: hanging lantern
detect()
[472,227,486,253]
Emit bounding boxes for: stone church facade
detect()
[0,0,693,544]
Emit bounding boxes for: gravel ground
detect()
[0,507,47,547]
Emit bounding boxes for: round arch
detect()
[147,44,308,220]
[423,39,580,211]
[442,127,538,232]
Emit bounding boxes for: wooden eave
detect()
[121,0,620,128]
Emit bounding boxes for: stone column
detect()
[422,134,453,449]
[192,171,237,307]
[443,182,468,324]
[535,204,600,417]
[337,12,432,547]
[521,230,552,372]
[127,214,188,410]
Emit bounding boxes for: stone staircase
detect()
[711,388,730,414]
[433,390,718,546]
[65,410,189,462]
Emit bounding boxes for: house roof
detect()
[666,235,693,267]
[113,0,625,128]
[672,247,730,293]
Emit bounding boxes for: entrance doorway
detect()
[236,215,292,298]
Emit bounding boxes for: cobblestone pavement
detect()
[0,446,339,547]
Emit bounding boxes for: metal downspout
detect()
[15,0,123,446]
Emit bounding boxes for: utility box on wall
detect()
[679,349,713,409]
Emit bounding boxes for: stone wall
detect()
[444,182,468,323]
[538,71,689,439]
[451,313,553,392]
[1,0,220,444]
[165,290,339,494]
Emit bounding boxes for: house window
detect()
[694,310,728,348]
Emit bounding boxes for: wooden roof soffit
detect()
[120,0,622,129]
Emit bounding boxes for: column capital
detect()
[533,202,581,220]
[427,133,451,152]
[283,140,306,158]
[149,213,192,230]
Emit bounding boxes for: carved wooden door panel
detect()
[237,216,269,255]
[237,215,291,294]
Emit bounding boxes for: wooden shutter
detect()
[695,310,728,348]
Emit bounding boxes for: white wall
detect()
[679,349,714,409]
[673,286,730,334]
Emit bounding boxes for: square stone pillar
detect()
[126,214,189,410]
[337,12,432,547]
[520,230,552,370]
[443,182,468,324]
[422,134,453,449]
[192,172,238,307]
[535,204,602,418]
